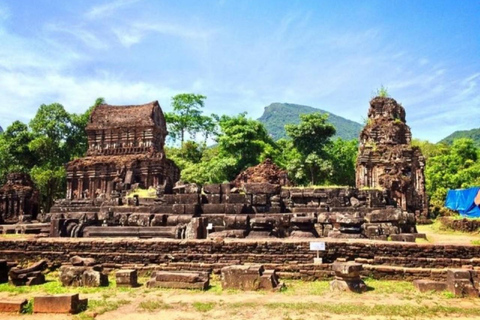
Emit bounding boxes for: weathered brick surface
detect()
[33,293,87,314]
[0,299,27,313]
[3,238,480,280]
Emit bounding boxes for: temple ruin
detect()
[65,101,180,200]
[0,173,39,224]
[45,96,426,240]
[356,97,428,216]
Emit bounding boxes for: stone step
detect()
[0,299,27,313]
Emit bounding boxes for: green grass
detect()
[192,302,216,312]
[138,299,172,312]
[88,298,131,315]
[363,279,415,295]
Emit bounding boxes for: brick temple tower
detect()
[65,101,180,200]
[356,96,428,216]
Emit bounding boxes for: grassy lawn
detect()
[2,272,480,319]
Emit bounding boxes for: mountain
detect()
[258,102,363,141]
[440,128,480,148]
[0,125,3,133]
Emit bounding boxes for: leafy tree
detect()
[285,113,336,185]
[326,138,358,186]
[217,113,279,173]
[67,97,104,158]
[0,121,36,178]
[425,138,480,216]
[166,112,278,185]
[165,93,216,146]
[411,139,449,160]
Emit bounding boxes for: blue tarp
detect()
[445,187,480,217]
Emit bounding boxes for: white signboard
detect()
[309,242,326,251]
[206,223,213,230]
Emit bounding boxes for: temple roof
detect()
[87,101,165,130]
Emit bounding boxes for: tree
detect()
[165,93,217,146]
[326,138,358,186]
[0,121,36,184]
[67,97,104,159]
[425,138,480,216]
[285,113,336,185]
[217,113,279,174]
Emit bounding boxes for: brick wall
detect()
[1,238,479,280]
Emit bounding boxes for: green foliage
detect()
[257,102,362,141]
[164,93,217,146]
[0,99,101,212]
[167,113,278,185]
[22,299,33,314]
[440,127,480,148]
[376,85,389,97]
[0,121,36,184]
[423,138,480,216]
[284,113,336,185]
[218,113,278,171]
[326,138,358,186]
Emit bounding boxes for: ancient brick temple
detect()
[65,101,180,200]
[0,173,39,223]
[356,97,427,215]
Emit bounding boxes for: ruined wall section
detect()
[0,173,39,223]
[2,237,480,280]
[356,97,427,216]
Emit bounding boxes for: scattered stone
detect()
[221,264,284,291]
[0,299,28,313]
[70,256,96,266]
[146,271,209,290]
[390,234,416,242]
[9,260,47,286]
[33,293,87,314]
[446,269,479,297]
[116,269,138,287]
[330,261,367,293]
[413,279,447,293]
[60,265,108,287]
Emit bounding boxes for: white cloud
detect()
[86,0,142,19]
[0,70,179,126]
[44,23,109,50]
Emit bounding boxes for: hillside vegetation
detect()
[258,102,363,141]
[440,128,480,148]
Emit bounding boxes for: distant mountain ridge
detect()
[258,102,363,141]
[440,128,480,148]
[0,125,3,133]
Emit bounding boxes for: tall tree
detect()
[425,138,480,215]
[285,113,336,185]
[165,93,215,146]
[67,97,104,158]
[0,121,35,183]
[217,113,279,173]
[326,138,358,186]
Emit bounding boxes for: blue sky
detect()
[0,0,478,142]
